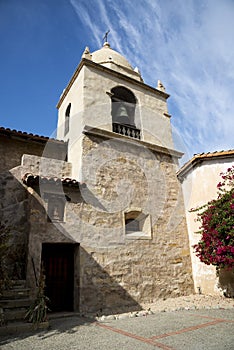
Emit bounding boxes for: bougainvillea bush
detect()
[191,166,234,270]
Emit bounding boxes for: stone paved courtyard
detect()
[0,296,233,350]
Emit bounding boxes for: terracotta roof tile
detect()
[0,126,64,144]
[177,149,234,180]
[23,173,81,187]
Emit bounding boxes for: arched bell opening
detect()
[111,86,136,126]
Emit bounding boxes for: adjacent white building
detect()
[178,150,234,296]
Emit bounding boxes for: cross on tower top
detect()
[103,30,110,44]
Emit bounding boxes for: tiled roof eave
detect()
[0,126,65,144]
[177,149,234,180]
[22,173,81,188]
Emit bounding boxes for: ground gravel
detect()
[95,294,234,321]
[141,293,234,313]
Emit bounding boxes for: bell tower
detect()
[56,41,175,179]
[53,41,194,306]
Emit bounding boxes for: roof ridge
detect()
[0,126,64,143]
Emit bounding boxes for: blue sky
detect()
[0,0,234,162]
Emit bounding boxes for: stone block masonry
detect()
[76,134,194,313]
[0,130,194,314]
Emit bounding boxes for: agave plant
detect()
[25,270,49,325]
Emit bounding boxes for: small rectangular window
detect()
[124,210,152,239]
[125,218,140,233]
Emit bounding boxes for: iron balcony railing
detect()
[112,123,141,140]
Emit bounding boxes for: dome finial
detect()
[103,41,110,48]
[82,46,92,60]
[157,80,166,92]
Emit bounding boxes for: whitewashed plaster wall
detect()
[82,66,173,150]
[56,63,175,180]
[57,68,85,141]
[181,158,234,295]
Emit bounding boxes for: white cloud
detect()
[70,0,102,45]
[70,0,234,159]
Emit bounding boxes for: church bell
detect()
[116,104,130,125]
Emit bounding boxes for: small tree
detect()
[191,166,234,270]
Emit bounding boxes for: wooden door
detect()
[42,243,74,312]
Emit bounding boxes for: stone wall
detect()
[26,188,78,294]
[76,134,194,313]
[0,132,67,283]
[0,168,29,279]
[0,135,67,173]
[3,132,194,313]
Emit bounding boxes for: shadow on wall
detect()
[0,169,142,315]
[0,170,29,280]
[218,268,234,298]
[79,247,142,315]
